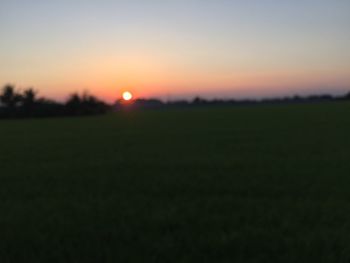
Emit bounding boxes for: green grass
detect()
[1,102,350,262]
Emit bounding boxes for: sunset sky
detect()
[1,0,349,102]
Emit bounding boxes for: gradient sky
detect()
[1,0,349,101]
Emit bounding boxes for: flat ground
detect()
[1,102,350,262]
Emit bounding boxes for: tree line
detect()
[0,85,109,119]
[1,84,350,119]
[116,92,350,110]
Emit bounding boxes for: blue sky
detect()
[1,0,349,101]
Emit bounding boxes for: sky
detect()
[0,0,349,102]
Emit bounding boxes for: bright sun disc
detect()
[122,91,133,101]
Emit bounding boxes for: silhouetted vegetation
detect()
[115,91,350,110]
[115,98,164,110]
[0,85,110,119]
[0,85,22,117]
[345,92,350,100]
[65,92,108,116]
[1,83,349,119]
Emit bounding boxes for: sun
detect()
[122,91,133,101]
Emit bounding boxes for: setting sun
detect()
[122,91,133,101]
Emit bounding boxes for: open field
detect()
[1,102,350,262]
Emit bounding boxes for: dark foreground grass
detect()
[1,102,350,262]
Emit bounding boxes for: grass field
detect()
[1,102,350,262]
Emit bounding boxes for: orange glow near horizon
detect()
[13,65,350,103]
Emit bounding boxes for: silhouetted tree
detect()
[192,97,207,105]
[81,92,109,115]
[0,85,23,117]
[20,88,38,116]
[65,92,109,115]
[65,93,82,115]
[22,88,37,106]
[0,85,22,109]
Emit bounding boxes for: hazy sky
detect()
[1,0,349,101]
